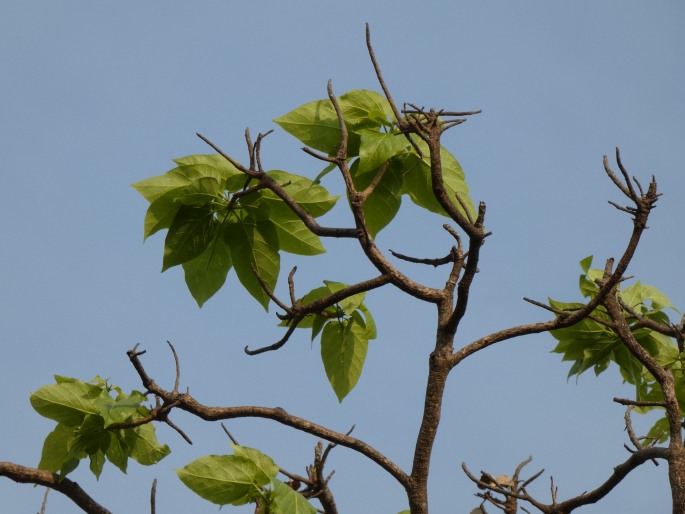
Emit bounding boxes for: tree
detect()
[2,27,683,514]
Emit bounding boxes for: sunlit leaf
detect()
[177,455,269,506]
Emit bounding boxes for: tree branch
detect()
[126,347,411,490]
[0,462,111,514]
[450,151,659,368]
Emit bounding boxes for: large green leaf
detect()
[162,205,217,271]
[265,201,325,256]
[182,235,233,307]
[320,318,368,402]
[401,144,475,219]
[177,454,270,506]
[264,170,339,217]
[338,89,394,129]
[225,217,280,310]
[105,431,129,473]
[172,154,242,182]
[232,446,279,480]
[274,100,343,155]
[133,157,235,204]
[357,130,407,175]
[31,376,104,426]
[38,423,78,473]
[351,159,403,237]
[272,215,325,256]
[124,423,170,466]
[177,176,221,206]
[270,478,316,514]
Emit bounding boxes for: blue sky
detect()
[1,2,684,512]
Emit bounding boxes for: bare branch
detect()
[0,462,112,514]
[126,347,411,490]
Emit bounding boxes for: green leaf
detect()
[68,414,109,457]
[358,303,377,340]
[264,170,338,217]
[401,144,475,219]
[177,177,221,205]
[579,255,593,274]
[357,130,407,175]
[143,188,186,240]
[94,390,147,428]
[162,205,217,271]
[351,159,403,237]
[270,478,316,514]
[177,455,270,506]
[324,281,365,314]
[124,423,170,466]
[274,100,343,155]
[232,446,279,480]
[646,416,670,445]
[320,318,368,402]
[31,376,104,426]
[182,235,233,307]
[38,423,78,473]
[266,202,325,256]
[172,154,242,182]
[225,217,280,310]
[105,431,130,474]
[89,449,106,480]
[338,89,394,130]
[311,315,327,342]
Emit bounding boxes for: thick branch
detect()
[0,462,111,514]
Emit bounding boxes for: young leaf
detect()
[94,390,148,428]
[124,423,170,466]
[324,281,365,314]
[357,129,407,175]
[232,446,279,480]
[31,376,104,426]
[274,100,343,155]
[172,154,242,182]
[225,217,280,310]
[320,319,369,402]
[162,205,217,271]
[579,255,593,274]
[38,423,78,473]
[182,235,233,307]
[176,454,270,506]
[270,478,316,514]
[338,89,394,130]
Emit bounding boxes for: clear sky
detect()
[1,2,684,513]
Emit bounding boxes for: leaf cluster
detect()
[550,256,682,443]
[30,376,169,479]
